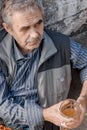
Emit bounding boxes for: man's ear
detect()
[2,22,13,36]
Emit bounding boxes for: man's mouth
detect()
[26,41,39,46]
[26,36,41,45]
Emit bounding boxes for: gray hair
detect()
[1,0,43,26]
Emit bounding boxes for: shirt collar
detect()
[13,39,40,61]
[13,40,24,61]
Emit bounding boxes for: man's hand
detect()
[43,101,82,129]
[76,96,87,127]
[74,80,87,128]
[43,102,64,126]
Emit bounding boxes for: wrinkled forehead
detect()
[10,3,42,16]
[11,5,43,20]
[9,6,43,29]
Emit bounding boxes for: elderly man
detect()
[0,0,87,130]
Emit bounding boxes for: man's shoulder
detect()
[44,28,70,47]
[45,28,70,41]
[0,28,8,42]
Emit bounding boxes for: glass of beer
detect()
[59,99,80,130]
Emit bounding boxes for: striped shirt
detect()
[0,38,87,130]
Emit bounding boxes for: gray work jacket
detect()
[0,29,71,130]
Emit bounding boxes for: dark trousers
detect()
[44,121,60,130]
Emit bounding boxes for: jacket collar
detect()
[38,31,57,67]
[0,33,13,62]
[0,33,16,78]
[0,31,57,68]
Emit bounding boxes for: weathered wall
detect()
[42,0,87,35]
[0,0,87,34]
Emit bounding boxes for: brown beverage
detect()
[59,99,80,130]
[62,108,77,117]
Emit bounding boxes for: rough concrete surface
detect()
[43,0,87,35]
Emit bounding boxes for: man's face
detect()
[4,8,44,54]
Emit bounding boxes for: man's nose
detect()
[30,28,39,38]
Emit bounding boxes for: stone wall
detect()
[0,0,87,34]
[42,0,87,35]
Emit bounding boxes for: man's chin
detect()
[26,45,39,53]
[27,43,40,50]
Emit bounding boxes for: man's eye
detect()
[20,26,30,32]
[37,20,43,25]
[24,26,30,31]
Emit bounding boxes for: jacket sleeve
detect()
[70,38,87,83]
[0,68,28,129]
[25,99,44,130]
[0,67,44,130]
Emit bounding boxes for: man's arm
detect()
[0,67,44,130]
[0,69,28,129]
[70,39,87,127]
[70,38,87,105]
[77,79,87,113]
[75,80,87,129]
[0,59,44,130]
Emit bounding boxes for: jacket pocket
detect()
[38,66,71,107]
[56,72,67,101]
